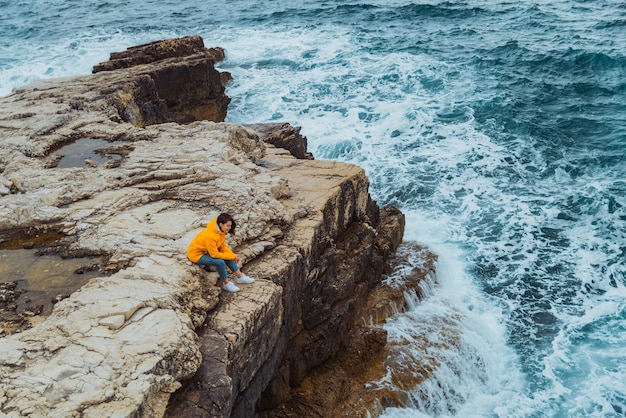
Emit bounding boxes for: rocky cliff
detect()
[0,36,437,417]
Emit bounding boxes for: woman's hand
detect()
[234,254,241,263]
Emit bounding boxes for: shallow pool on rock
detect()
[0,249,104,317]
[53,138,126,168]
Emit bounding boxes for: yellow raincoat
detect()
[187,217,236,263]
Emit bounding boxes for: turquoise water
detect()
[1,1,625,416]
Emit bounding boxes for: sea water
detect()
[1,1,624,416]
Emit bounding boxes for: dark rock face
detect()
[107,74,168,127]
[94,35,231,125]
[258,242,438,418]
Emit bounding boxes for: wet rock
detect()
[257,242,438,418]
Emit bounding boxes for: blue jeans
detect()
[196,254,239,280]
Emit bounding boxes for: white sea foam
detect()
[378,239,529,417]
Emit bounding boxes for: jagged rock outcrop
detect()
[0,36,437,417]
[92,35,231,125]
[260,242,439,417]
[246,123,313,160]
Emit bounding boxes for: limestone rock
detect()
[0,36,434,418]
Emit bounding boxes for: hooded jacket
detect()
[187,217,236,263]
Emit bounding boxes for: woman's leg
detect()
[224,259,240,275]
[196,255,240,292]
[196,255,228,281]
[225,259,255,284]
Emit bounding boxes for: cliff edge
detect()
[0,36,437,417]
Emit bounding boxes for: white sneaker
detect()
[222,281,240,292]
[236,274,255,284]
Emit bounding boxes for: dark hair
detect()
[217,212,236,234]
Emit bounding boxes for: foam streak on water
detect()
[1,0,625,416]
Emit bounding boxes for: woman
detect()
[187,213,255,292]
